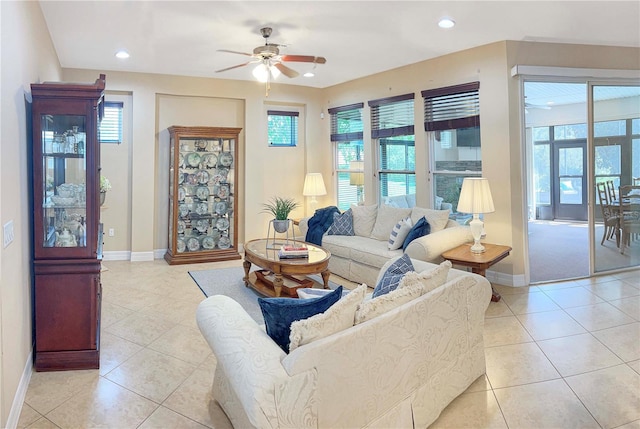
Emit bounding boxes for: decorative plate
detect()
[201,236,215,250]
[178,172,185,184]
[195,219,209,233]
[218,236,231,249]
[195,139,208,151]
[219,152,233,167]
[177,238,186,253]
[203,154,218,169]
[187,237,200,251]
[195,185,209,200]
[215,217,230,231]
[196,169,210,184]
[215,183,229,198]
[186,152,201,167]
[177,219,186,234]
[215,201,228,215]
[178,153,184,167]
[186,174,198,185]
[177,186,186,202]
[196,202,209,215]
[178,204,189,218]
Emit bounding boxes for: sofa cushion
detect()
[322,235,402,268]
[258,287,342,353]
[410,207,451,233]
[399,260,452,294]
[355,279,424,324]
[351,204,378,237]
[370,205,412,241]
[289,284,367,352]
[388,216,413,250]
[327,209,355,236]
[372,254,414,298]
[402,216,431,251]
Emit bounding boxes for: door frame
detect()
[552,139,588,221]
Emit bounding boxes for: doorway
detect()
[554,139,587,221]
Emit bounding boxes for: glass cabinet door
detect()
[41,114,88,249]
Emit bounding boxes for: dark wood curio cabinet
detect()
[30,74,105,371]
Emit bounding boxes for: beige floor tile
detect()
[516,309,587,341]
[104,312,177,346]
[565,302,636,331]
[100,301,135,328]
[45,377,158,429]
[25,370,99,415]
[139,297,201,324]
[483,316,533,347]
[501,291,561,314]
[566,364,640,429]
[494,379,599,429]
[105,348,196,403]
[610,295,640,320]
[629,360,640,374]
[614,270,640,283]
[464,374,492,393]
[614,420,640,429]
[485,300,513,318]
[25,417,60,429]
[592,322,640,362]
[138,406,209,429]
[583,279,640,301]
[536,280,582,291]
[485,343,560,389]
[148,324,213,365]
[543,286,604,308]
[17,404,42,429]
[492,284,540,295]
[99,331,144,375]
[428,390,507,429]
[537,333,623,376]
[102,286,168,312]
[574,274,623,287]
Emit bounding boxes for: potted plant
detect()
[262,197,299,233]
[100,175,111,206]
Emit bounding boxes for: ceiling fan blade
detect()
[281,55,327,64]
[215,62,252,73]
[218,49,253,57]
[274,62,299,78]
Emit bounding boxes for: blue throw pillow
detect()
[372,254,414,298]
[402,216,431,251]
[327,209,355,236]
[258,286,343,352]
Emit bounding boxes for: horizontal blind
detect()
[422,82,480,131]
[99,101,123,144]
[369,93,414,138]
[329,103,364,142]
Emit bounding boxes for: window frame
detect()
[99,101,124,144]
[329,103,364,209]
[267,110,299,147]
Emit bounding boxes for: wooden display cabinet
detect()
[164,126,242,264]
[30,74,105,371]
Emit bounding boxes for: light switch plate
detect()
[3,220,14,248]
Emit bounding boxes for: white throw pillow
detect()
[371,205,412,241]
[410,207,451,233]
[388,216,413,250]
[398,260,452,294]
[351,204,378,237]
[289,284,367,352]
[354,280,423,324]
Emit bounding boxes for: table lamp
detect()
[302,173,327,211]
[349,160,364,204]
[457,177,495,253]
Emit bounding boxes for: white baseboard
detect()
[485,270,526,287]
[130,251,154,262]
[102,250,131,261]
[6,350,33,429]
[154,249,166,260]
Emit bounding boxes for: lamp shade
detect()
[457,178,495,214]
[349,161,364,186]
[302,173,327,197]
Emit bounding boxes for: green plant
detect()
[261,197,299,220]
[100,175,112,193]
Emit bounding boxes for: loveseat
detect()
[299,204,472,286]
[196,258,492,428]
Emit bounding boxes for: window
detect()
[99,101,123,144]
[369,94,415,203]
[267,110,299,146]
[423,82,481,214]
[330,103,364,210]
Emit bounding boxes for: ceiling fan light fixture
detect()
[252,63,269,82]
[438,17,455,29]
[303,71,315,78]
[115,50,130,59]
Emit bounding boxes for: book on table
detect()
[278,244,309,259]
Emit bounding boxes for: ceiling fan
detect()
[216,27,326,90]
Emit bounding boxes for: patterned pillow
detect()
[402,216,431,251]
[388,216,413,250]
[372,254,414,298]
[327,209,355,236]
[399,260,452,294]
[355,279,424,324]
[258,287,342,353]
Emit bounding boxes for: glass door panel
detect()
[554,142,587,220]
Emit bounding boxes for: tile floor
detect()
[17,260,640,429]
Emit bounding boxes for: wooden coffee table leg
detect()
[243,260,251,286]
[321,270,330,289]
[273,274,283,297]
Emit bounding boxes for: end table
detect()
[441,243,512,302]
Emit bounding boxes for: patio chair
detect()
[619,185,640,255]
[596,182,619,246]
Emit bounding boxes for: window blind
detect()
[422,82,479,132]
[99,101,123,144]
[329,103,364,142]
[369,93,414,138]
[267,110,299,146]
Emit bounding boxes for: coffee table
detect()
[243,239,331,298]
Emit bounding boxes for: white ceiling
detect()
[39,1,640,89]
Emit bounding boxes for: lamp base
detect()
[469,214,485,253]
[470,240,486,253]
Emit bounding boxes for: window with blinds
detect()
[330,103,364,209]
[369,94,415,201]
[268,110,299,147]
[422,82,479,131]
[99,101,123,144]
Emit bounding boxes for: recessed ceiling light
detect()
[303,71,315,78]
[438,17,455,29]
[115,50,130,59]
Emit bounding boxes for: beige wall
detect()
[0,1,62,426]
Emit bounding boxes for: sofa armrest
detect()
[298,217,311,237]
[404,226,472,262]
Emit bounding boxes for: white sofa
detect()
[196,258,492,429]
[299,204,472,286]
[385,194,453,213]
